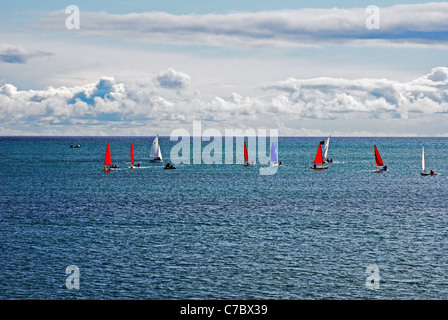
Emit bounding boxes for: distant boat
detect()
[270,142,281,166]
[243,141,254,166]
[374,144,387,172]
[70,144,81,148]
[104,143,112,172]
[421,145,437,176]
[129,142,141,169]
[150,135,163,162]
[311,142,329,170]
[323,135,332,163]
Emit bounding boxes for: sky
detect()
[1,0,448,136]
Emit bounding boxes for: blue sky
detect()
[1,1,448,136]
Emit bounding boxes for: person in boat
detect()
[430,169,435,175]
[382,165,387,171]
[313,163,317,169]
[164,162,175,169]
[279,161,282,166]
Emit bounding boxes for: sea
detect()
[0,136,447,300]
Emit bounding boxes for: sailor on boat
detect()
[382,165,387,171]
[430,169,435,175]
[164,162,176,169]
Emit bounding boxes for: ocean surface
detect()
[0,136,447,300]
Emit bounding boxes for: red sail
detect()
[130,142,134,164]
[374,144,383,167]
[313,143,323,164]
[105,143,111,165]
[244,142,249,162]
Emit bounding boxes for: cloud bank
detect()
[0,44,53,64]
[1,67,448,136]
[36,2,448,47]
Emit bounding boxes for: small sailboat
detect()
[310,142,329,170]
[323,135,332,163]
[129,142,141,169]
[421,145,437,176]
[270,142,281,166]
[243,141,251,166]
[150,135,163,162]
[374,144,387,172]
[104,143,112,172]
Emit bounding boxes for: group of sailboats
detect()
[104,135,438,175]
[104,136,163,172]
[242,141,281,167]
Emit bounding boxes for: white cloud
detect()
[156,68,191,89]
[1,67,448,136]
[0,44,53,64]
[35,3,448,48]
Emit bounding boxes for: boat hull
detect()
[421,172,437,176]
[311,166,329,170]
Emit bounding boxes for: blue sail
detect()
[271,143,277,162]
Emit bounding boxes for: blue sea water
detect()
[0,136,447,300]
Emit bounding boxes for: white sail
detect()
[422,146,425,172]
[157,142,163,160]
[150,135,162,160]
[323,135,331,159]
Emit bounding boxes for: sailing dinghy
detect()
[129,142,141,169]
[421,146,436,176]
[270,142,281,166]
[150,135,163,162]
[243,141,253,166]
[311,142,329,170]
[104,143,114,172]
[374,144,387,172]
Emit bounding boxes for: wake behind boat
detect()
[150,135,163,162]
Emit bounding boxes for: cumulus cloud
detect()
[36,3,448,47]
[1,67,448,135]
[156,68,191,89]
[0,44,53,64]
